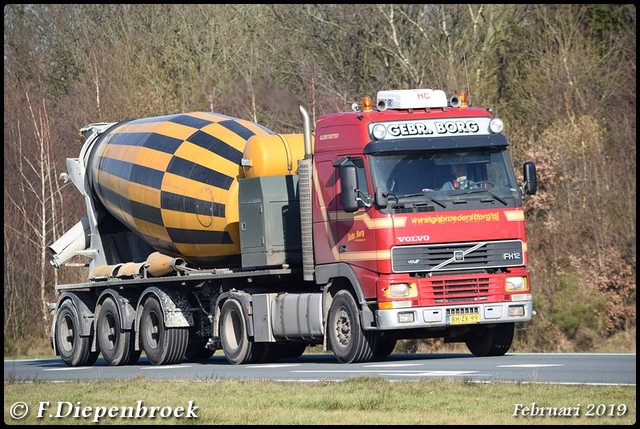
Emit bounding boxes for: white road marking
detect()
[292,369,478,375]
[44,367,92,371]
[247,364,302,368]
[363,363,424,368]
[140,365,191,370]
[497,364,564,368]
[386,371,481,377]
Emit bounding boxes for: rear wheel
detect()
[327,290,377,363]
[465,323,514,357]
[97,297,140,365]
[255,343,287,363]
[282,342,307,359]
[184,339,215,361]
[55,300,99,367]
[219,298,264,364]
[140,296,188,365]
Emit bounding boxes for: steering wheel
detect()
[470,180,494,189]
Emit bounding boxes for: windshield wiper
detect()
[392,191,446,208]
[459,189,508,205]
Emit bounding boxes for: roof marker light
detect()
[362,96,373,112]
[458,91,469,108]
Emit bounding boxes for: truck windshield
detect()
[368,147,519,200]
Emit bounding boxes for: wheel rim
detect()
[60,314,75,353]
[334,307,351,347]
[144,310,161,350]
[100,312,117,352]
[223,308,242,350]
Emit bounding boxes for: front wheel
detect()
[327,290,377,363]
[373,337,397,358]
[139,296,188,365]
[465,323,514,357]
[54,300,99,367]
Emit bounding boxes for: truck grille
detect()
[434,278,490,303]
[391,240,523,273]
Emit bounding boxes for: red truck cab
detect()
[311,89,537,357]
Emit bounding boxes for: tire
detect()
[184,339,215,361]
[465,323,514,357]
[96,297,140,365]
[54,300,99,367]
[258,342,307,362]
[282,342,307,359]
[219,298,264,365]
[255,343,287,363]
[139,296,188,365]
[374,337,397,358]
[327,290,378,363]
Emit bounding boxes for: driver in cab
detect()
[442,164,476,190]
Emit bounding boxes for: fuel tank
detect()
[88,111,275,268]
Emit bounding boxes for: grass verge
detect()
[4,376,636,425]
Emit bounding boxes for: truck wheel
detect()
[184,339,215,361]
[140,296,188,365]
[282,342,307,359]
[465,323,514,357]
[327,290,378,363]
[373,337,397,358]
[54,300,99,367]
[219,298,264,364]
[96,297,140,365]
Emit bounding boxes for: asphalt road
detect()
[4,352,635,385]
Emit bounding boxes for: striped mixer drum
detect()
[87,111,275,268]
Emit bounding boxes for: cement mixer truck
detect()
[48,88,537,367]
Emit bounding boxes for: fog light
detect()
[398,311,416,323]
[511,293,531,302]
[508,305,525,317]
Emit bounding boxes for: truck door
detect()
[312,158,340,265]
[336,157,377,272]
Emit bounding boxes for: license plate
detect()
[449,313,481,325]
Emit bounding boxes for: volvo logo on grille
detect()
[407,259,420,264]
[453,251,465,262]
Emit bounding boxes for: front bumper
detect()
[376,300,533,330]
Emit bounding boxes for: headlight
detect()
[505,276,528,292]
[384,282,417,298]
[489,118,504,134]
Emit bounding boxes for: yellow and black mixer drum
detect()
[87,111,275,268]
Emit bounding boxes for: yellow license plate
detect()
[449,313,481,325]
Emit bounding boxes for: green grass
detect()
[4,376,636,425]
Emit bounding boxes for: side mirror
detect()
[522,161,537,195]
[375,186,388,209]
[340,163,359,213]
